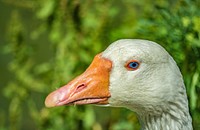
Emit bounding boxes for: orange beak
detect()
[45,54,112,107]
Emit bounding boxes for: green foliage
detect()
[0,0,199,130]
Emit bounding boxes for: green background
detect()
[0,0,200,130]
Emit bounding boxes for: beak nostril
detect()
[75,84,86,93]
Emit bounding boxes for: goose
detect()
[45,39,193,130]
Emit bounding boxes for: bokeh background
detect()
[0,0,200,130]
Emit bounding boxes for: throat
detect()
[138,107,192,130]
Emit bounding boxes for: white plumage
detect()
[102,39,192,130]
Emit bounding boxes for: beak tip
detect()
[44,92,59,108]
[45,96,55,108]
[45,89,69,108]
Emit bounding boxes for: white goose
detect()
[45,39,193,130]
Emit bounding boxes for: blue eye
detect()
[129,62,139,68]
[126,61,140,70]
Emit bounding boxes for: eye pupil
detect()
[126,61,140,70]
[129,62,138,68]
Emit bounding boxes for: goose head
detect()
[45,39,192,129]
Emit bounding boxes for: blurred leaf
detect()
[36,0,55,19]
[190,72,199,110]
[192,16,200,32]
